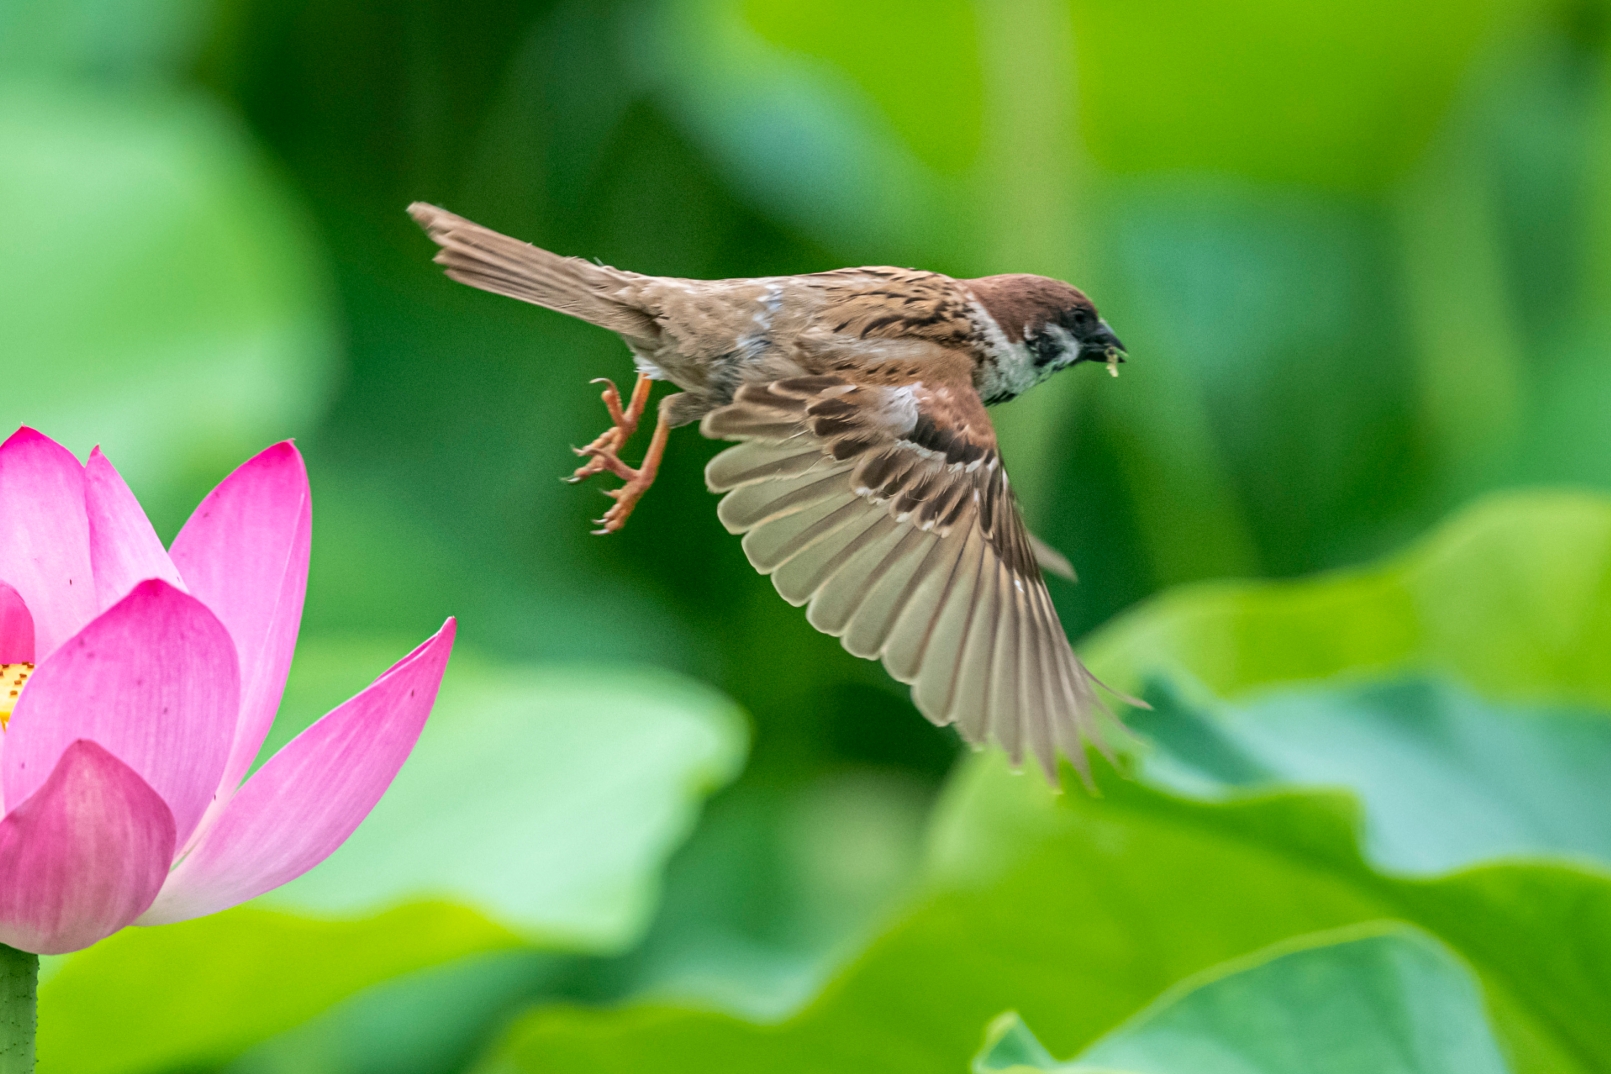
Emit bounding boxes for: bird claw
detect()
[573,441,639,483]
[565,434,621,483]
[567,372,662,533]
[590,466,654,533]
[565,374,652,484]
[590,377,640,438]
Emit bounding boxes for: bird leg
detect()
[583,407,670,535]
[567,373,653,484]
[567,374,670,534]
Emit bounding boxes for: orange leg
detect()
[566,373,670,534]
[587,409,671,534]
[566,373,653,484]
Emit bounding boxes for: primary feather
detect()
[703,370,1123,782]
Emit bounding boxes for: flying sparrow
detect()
[409,202,1135,781]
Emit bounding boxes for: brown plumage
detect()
[409,202,1136,782]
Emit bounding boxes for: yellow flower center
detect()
[0,664,33,730]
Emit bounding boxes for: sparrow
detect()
[408,202,1135,782]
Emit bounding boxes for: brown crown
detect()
[965,274,1093,343]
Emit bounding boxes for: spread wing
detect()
[701,368,1124,782]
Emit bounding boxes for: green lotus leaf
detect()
[1136,675,1611,873]
[474,756,1609,1074]
[974,925,1511,1074]
[38,904,519,1074]
[257,646,749,952]
[1085,490,1611,707]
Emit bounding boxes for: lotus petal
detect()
[0,582,34,663]
[5,580,238,844]
[170,442,311,835]
[0,740,175,954]
[83,447,185,612]
[140,619,455,925]
[0,429,94,659]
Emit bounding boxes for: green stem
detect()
[0,945,35,1074]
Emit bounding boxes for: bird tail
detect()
[407,203,659,341]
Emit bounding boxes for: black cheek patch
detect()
[1029,332,1063,369]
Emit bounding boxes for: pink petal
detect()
[0,740,175,954]
[0,428,94,659]
[5,580,239,846]
[0,583,34,663]
[83,447,184,613]
[169,442,311,831]
[139,619,455,925]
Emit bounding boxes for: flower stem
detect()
[0,945,35,1074]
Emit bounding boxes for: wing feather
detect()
[701,360,1125,783]
[913,527,987,726]
[743,491,861,571]
[1024,586,1065,781]
[1046,593,1096,781]
[807,520,911,634]
[991,573,1026,765]
[842,528,939,658]
[770,507,888,604]
[881,531,971,680]
[951,554,1002,743]
[716,463,853,532]
[706,441,827,490]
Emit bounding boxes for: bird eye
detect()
[1071,309,1091,326]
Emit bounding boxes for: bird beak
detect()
[1080,321,1127,365]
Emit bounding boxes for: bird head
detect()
[968,273,1127,383]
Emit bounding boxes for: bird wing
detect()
[701,367,1127,782]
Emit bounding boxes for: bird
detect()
[408,202,1138,783]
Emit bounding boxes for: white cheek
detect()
[1046,324,1079,362]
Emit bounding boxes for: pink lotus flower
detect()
[0,428,454,954]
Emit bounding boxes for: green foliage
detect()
[37,650,747,1072]
[0,0,210,79]
[1138,677,1611,873]
[0,83,337,532]
[1067,0,1527,191]
[472,491,1611,1074]
[228,950,568,1074]
[38,904,519,1074]
[1086,491,1611,705]
[741,0,984,175]
[478,756,1611,1074]
[258,648,749,950]
[974,927,1511,1074]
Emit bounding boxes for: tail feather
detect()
[407,203,659,340]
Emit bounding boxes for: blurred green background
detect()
[6,0,1611,1071]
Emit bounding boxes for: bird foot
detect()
[588,452,657,534]
[566,374,651,484]
[565,373,669,534]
